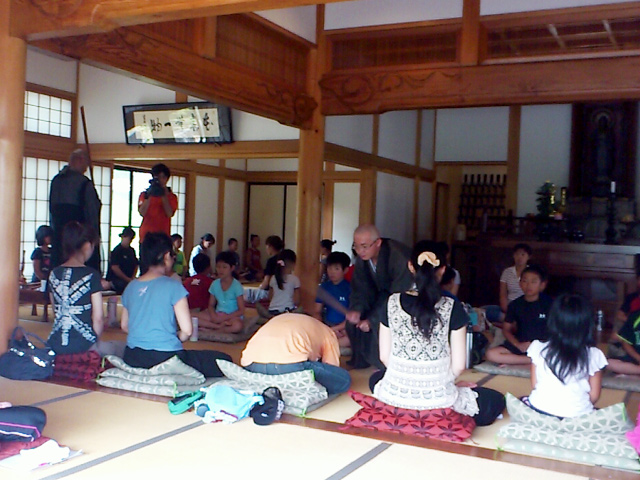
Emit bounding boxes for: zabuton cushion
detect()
[343,391,476,442]
[96,355,207,397]
[215,360,328,416]
[499,393,639,471]
[53,350,105,382]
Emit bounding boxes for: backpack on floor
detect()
[0,406,47,442]
[0,327,56,380]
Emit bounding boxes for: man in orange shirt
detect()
[138,164,178,242]
[241,313,351,394]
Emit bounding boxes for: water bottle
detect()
[190,316,199,342]
[596,310,604,332]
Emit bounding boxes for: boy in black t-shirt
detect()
[607,310,640,375]
[106,227,139,294]
[485,264,551,365]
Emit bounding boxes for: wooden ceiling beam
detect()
[10,0,353,41]
[90,140,299,161]
[325,142,434,181]
[320,55,640,115]
[32,27,315,128]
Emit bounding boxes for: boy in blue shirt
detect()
[315,251,351,349]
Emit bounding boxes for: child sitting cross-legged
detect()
[183,253,214,311]
[523,294,607,418]
[195,251,244,334]
[314,251,351,349]
[48,221,124,357]
[485,264,552,365]
[256,249,302,320]
[607,308,640,375]
[121,232,231,377]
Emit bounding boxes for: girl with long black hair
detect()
[370,240,504,426]
[525,294,607,418]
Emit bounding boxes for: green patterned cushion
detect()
[499,393,639,470]
[96,355,206,396]
[502,438,640,471]
[215,360,328,416]
[96,376,216,397]
[103,355,205,381]
[474,361,530,378]
[504,393,633,435]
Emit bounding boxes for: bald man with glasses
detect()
[345,224,412,370]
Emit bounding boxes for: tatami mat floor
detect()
[4,310,639,479]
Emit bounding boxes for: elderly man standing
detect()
[345,224,412,369]
[49,149,102,271]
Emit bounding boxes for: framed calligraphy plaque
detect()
[123,102,232,145]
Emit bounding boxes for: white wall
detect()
[420,110,436,169]
[435,107,509,162]
[325,115,374,153]
[333,183,361,256]
[481,0,637,15]
[246,158,299,171]
[376,172,415,245]
[517,104,573,216]
[77,63,176,144]
[284,185,298,249]
[194,176,219,248]
[231,110,299,141]
[256,6,316,43]
[223,180,246,257]
[26,48,77,93]
[378,110,418,164]
[325,0,462,30]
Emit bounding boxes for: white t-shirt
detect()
[527,340,608,418]
[500,266,524,303]
[269,274,300,312]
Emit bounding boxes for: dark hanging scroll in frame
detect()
[123,102,232,145]
[570,102,637,198]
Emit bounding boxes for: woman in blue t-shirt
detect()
[121,233,231,377]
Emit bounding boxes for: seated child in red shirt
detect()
[183,253,214,311]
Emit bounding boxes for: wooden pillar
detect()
[359,114,379,225]
[184,170,197,258]
[296,5,326,312]
[460,0,481,66]
[506,105,521,213]
[321,162,335,240]
[0,3,27,353]
[216,160,226,253]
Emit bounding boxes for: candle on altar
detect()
[611,181,616,194]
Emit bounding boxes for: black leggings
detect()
[123,347,232,377]
[368,371,505,427]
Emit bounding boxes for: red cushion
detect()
[342,391,475,442]
[53,351,107,382]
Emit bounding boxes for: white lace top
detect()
[373,293,479,416]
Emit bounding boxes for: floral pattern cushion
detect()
[95,355,207,397]
[343,391,475,442]
[499,393,639,471]
[214,360,328,416]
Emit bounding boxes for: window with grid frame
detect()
[21,157,112,280]
[110,168,186,256]
[23,86,74,139]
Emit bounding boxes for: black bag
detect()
[0,406,47,442]
[0,327,55,380]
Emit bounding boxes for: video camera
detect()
[145,177,165,198]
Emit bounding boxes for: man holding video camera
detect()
[138,163,178,242]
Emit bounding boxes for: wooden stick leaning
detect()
[80,106,94,183]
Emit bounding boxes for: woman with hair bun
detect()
[370,240,505,426]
